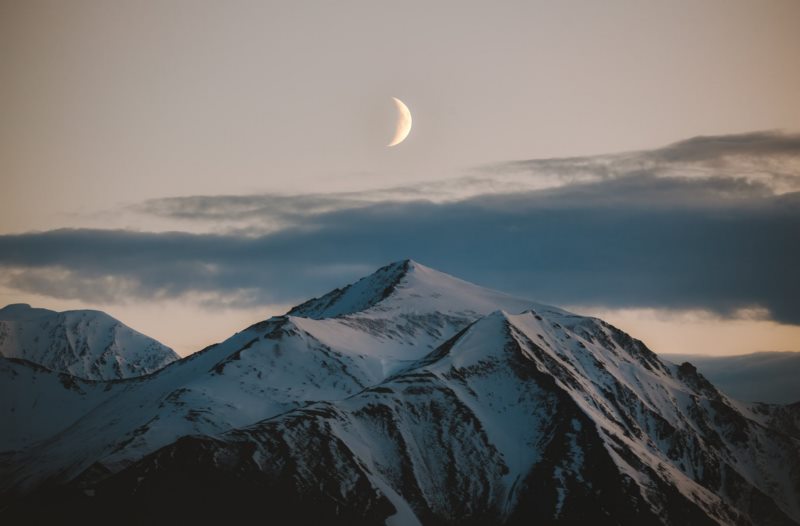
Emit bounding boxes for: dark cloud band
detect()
[1,170,798,324]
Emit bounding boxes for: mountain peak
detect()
[287,259,554,321]
[4,268,800,526]
[0,304,178,380]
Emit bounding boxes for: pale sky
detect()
[1,1,798,355]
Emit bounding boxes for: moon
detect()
[387,97,412,147]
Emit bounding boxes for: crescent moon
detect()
[387,97,412,147]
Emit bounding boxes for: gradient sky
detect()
[1,1,798,355]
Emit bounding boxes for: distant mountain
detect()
[1,261,798,525]
[0,304,178,380]
[662,352,800,404]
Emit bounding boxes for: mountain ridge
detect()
[1,261,798,525]
[0,303,178,381]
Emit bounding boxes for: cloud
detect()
[492,130,800,191]
[651,131,800,163]
[124,131,800,236]
[132,194,371,236]
[1,168,798,323]
[1,131,798,321]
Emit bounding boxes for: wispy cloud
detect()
[492,130,800,192]
[651,131,800,163]
[128,131,800,235]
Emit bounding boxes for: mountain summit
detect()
[1,262,798,525]
[0,303,177,380]
[289,259,548,319]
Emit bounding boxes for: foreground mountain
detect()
[0,356,133,451]
[662,352,800,404]
[1,261,798,525]
[0,261,545,490]
[0,304,178,380]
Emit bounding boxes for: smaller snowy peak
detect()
[409,309,515,368]
[0,305,179,380]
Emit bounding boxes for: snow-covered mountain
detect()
[1,261,798,525]
[0,304,178,380]
[0,261,544,487]
[0,357,129,451]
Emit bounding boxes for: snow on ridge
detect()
[358,307,799,524]
[3,262,799,525]
[288,259,567,323]
[0,305,178,381]
[288,260,412,319]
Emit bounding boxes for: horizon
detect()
[2,255,798,358]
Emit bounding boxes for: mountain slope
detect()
[0,304,178,380]
[0,260,542,492]
[662,352,800,404]
[0,357,125,451]
[8,309,798,525]
[1,261,798,525]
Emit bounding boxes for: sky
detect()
[0,0,798,356]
